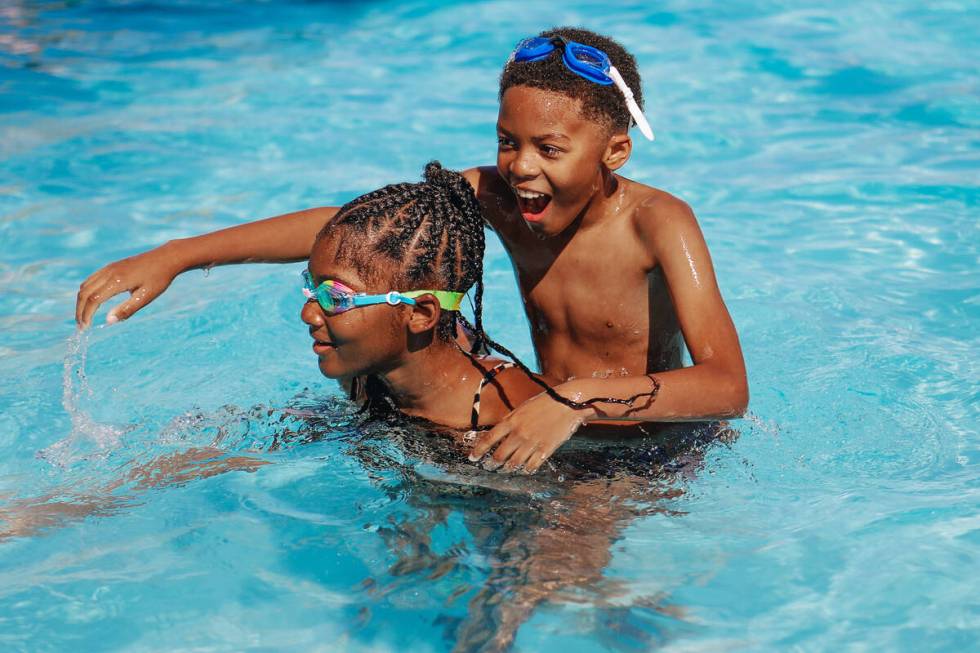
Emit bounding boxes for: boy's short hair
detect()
[499,26,643,133]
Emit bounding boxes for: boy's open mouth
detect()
[514,188,552,222]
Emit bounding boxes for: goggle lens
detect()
[303,271,352,315]
[513,36,554,62]
[568,44,607,69]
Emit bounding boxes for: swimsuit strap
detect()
[470,361,517,430]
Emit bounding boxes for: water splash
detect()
[37,329,130,467]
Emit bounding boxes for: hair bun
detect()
[422,160,475,210]
[423,160,448,185]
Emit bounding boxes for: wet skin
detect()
[472,86,684,385]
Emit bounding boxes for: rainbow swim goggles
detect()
[302,270,465,316]
[510,36,654,141]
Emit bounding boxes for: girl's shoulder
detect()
[469,357,543,427]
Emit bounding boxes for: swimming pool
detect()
[1,0,977,650]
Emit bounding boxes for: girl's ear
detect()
[406,294,441,334]
[603,132,632,171]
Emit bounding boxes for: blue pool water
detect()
[1,1,978,651]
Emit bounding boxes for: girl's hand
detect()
[75,243,184,328]
[468,387,592,474]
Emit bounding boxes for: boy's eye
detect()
[540,145,561,158]
[497,135,515,149]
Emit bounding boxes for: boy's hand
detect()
[468,386,593,474]
[75,244,183,328]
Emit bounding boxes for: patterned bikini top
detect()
[347,359,517,430]
[469,360,517,430]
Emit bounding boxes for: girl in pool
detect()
[302,160,544,431]
[2,161,547,540]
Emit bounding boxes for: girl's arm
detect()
[75,206,338,327]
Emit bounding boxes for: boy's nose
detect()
[510,150,539,179]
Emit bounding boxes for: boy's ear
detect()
[406,294,441,334]
[602,132,632,171]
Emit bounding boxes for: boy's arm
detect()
[75,206,338,327]
[469,198,748,473]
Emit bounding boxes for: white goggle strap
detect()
[608,66,654,141]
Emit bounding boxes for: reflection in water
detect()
[3,395,736,652]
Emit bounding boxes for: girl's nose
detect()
[300,299,324,326]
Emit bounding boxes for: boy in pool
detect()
[75,27,747,473]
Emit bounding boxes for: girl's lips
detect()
[312,340,336,355]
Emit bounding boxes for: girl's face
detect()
[496,85,618,236]
[300,241,408,380]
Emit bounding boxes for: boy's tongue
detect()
[517,193,552,222]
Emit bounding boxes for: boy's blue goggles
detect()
[512,36,615,86]
[510,35,655,141]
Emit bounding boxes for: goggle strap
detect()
[402,290,466,311]
[349,292,415,307]
[608,66,654,141]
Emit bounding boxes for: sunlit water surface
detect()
[1,1,977,651]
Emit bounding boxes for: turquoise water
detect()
[1,1,978,651]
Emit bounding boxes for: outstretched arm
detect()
[470,198,748,473]
[75,206,338,327]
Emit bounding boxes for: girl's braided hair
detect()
[316,162,659,414]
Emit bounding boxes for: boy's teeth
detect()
[516,189,546,199]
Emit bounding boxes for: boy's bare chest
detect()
[504,229,654,338]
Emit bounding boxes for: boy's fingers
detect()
[489,433,522,465]
[75,288,88,327]
[524,449,551,474]
[106,287,151,324]
[77,271,125,326]
[77,284,106,328]
[502,442,537,472]
[469,423,509,461]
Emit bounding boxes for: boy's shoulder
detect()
[619,177,703,254]
[465,166,513,200]
[621,177,697,229]
[463,167,516,225]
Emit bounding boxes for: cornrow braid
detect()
[320,162,659,416]
[318,161,487,342]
